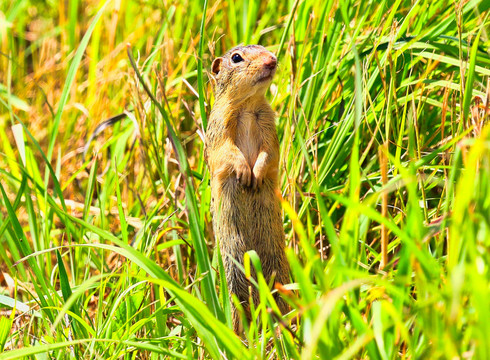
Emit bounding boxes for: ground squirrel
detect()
[204,45,289,333]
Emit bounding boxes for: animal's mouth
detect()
[255,68,276,84]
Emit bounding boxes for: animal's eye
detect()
[231,53,244,63]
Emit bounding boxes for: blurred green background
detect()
[0,0,489,358]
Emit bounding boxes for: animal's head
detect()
[210,45,277,100]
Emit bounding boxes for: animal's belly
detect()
[236,136,259,167]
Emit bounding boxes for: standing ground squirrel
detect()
[204,45,289,332]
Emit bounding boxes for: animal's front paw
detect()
[235,160,252,187]
[252,166,265,189]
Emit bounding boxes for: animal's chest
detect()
[235,111,261,166]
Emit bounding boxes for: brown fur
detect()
[204,45,289,333]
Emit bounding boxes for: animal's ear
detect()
[211,57,223,75]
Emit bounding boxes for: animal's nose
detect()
[262,55,277,69]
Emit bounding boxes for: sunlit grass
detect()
[0,0,489,359]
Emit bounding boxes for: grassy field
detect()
[1,0,489,358]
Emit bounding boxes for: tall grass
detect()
[1,0,489,358]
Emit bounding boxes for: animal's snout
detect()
[262,55,277,70]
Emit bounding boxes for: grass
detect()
[0,0,489,358]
